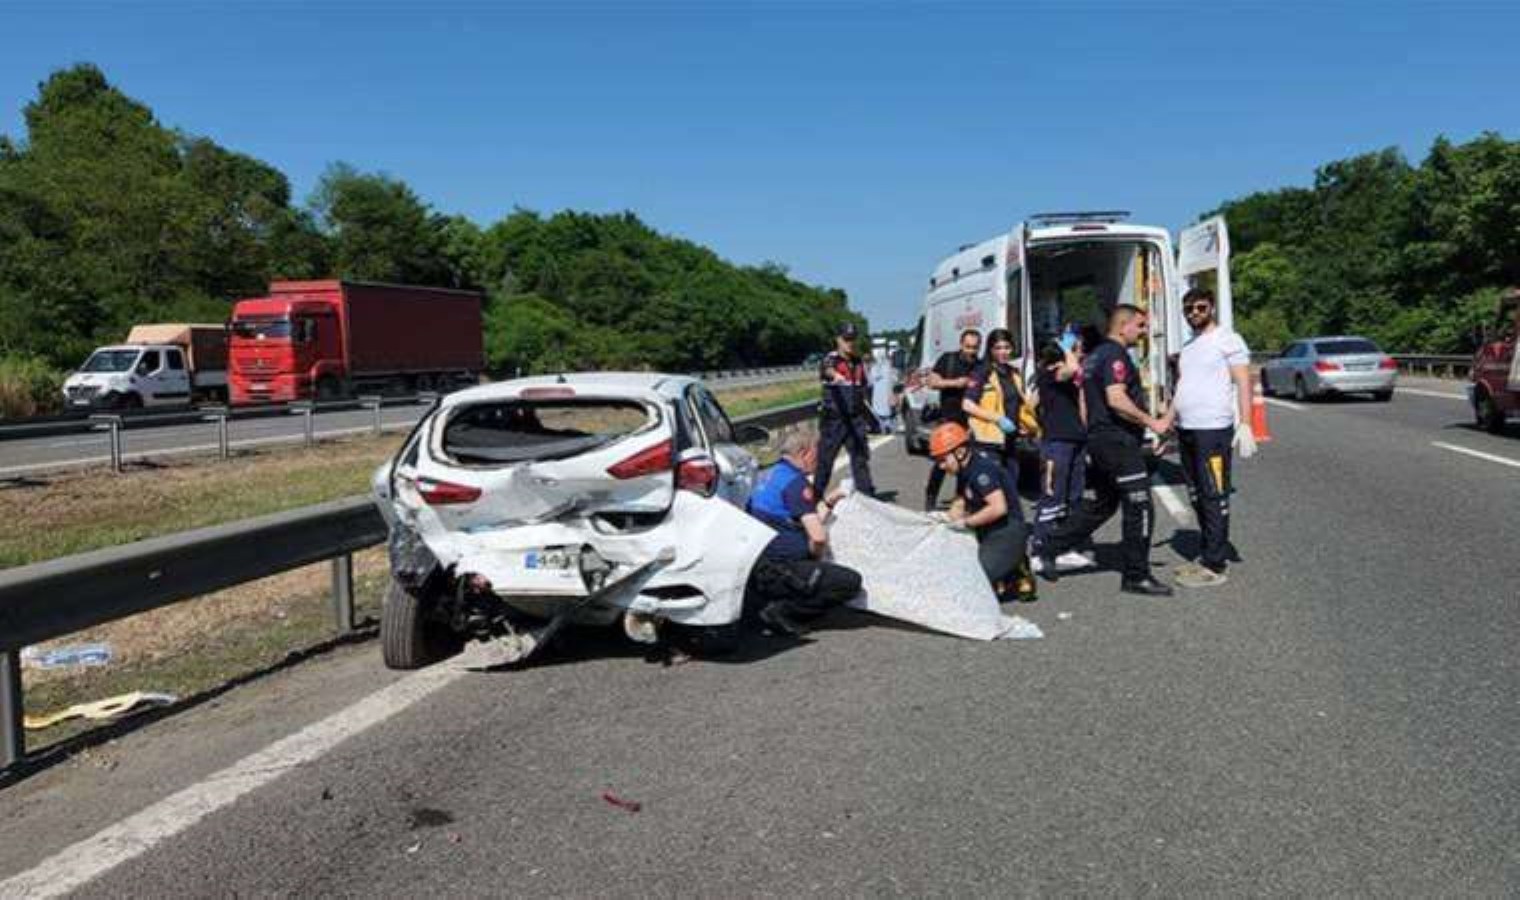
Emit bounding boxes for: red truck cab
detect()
[1470,289,1519,434]
[229,297,341,403]
[228,280,484,405]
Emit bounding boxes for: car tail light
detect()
[607,439,673,479]
[1378,358,1398,370]
[676,454,719,496]
[1313,361,1341,373]
[417,477,482,505]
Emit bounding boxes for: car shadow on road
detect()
[1443,421,1519,440]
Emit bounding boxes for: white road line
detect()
[1397,387,1465,401]
[0,666,468,900]
[1151,483,1196,527]
[1432,441,1520,470]
[1263,397,1306,411]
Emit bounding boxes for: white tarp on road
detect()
[827,493,1042,641]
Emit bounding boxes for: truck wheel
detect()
[315,376,342,402]
[381,579,461,670]
[1476,390,1506,435]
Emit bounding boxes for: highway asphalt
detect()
[2,375,1517,895]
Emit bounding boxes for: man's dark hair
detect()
[1038,341,1065,368]
[1183,287,1215,306]
[960,328,981,344]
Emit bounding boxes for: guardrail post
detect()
[1,648,22,771]
[359,395,383,435]
[330,554,354,634]
[202,405,230,460]
[90,414,123,473]
[290,401,315,448]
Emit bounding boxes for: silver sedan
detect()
[1260,336,1398,401]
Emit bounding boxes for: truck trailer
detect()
[62,323,228,410]
[228,280,485,405]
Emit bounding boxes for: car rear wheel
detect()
[901,403,924,456]
[1373,389,1393,402]
[1260,370,1274,397]
[1476,390,1506,434]
[381,579,462,670]
[1293,376,1308,402]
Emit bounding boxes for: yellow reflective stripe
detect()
[1208,454,1226,494]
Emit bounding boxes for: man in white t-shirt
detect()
[1164,287,1256,586]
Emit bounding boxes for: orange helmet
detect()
[928,422,970,458]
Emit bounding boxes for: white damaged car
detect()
[372,373,777,669]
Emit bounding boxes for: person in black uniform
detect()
[745,426,862,636]
[923,328,982,510]
[813,322,877,497]
[1038,304,1174,596]
[928,422,1032,602]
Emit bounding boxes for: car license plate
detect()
[250,382,269,390]
[1347,363,1373,371]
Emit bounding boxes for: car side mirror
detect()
[733,423,770,445]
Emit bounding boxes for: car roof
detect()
[440,372,698,407]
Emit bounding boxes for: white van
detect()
[900,212,1232,453]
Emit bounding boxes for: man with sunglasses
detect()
[1170,287,1255,587]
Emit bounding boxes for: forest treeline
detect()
[0,65,860,412]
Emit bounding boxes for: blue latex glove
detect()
[1058,331,1078,353]
[997,416,1017,434]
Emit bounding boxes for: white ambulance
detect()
[900,212,1232,453]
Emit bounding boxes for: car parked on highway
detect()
[1259,336,1398,401]
[371,373,774,669]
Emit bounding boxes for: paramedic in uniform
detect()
[1037,304,1174,597]
[923,328,982,510]
[813,322,877,497]
[1170,287,1256,587]
[745,425,862,636]
[927,422,1032,603]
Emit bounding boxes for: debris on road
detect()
[601,790,643,813]
[21,642,113,670]
[827,494,1042,641]
[1058,611,1073,621]
[23,690,176,730]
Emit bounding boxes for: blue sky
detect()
[4,2,1519,329]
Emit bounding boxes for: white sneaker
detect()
[1055,550,1096,571]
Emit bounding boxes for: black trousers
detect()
[815,415,876,496]
[976,517,1029,588]
[1044,431,1154,581]
[746,557,862,621]
[1178,427,1233,571]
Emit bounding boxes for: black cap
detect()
[837,322,859,339]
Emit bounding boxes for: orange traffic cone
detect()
[1250,381,1273,443]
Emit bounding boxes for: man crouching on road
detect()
[745,424,863,637]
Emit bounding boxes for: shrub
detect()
[0,355,66,419]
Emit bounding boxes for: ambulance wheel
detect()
[901,404,925,456]
[381,579,461,670]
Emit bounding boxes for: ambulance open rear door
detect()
[1176,216,1234,334]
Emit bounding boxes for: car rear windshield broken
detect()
[441,400,654,464]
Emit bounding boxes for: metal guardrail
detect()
[0,400,818,770]
[1390,354,1473,379]
[1250,352,1473,381]
[0,365,814,442]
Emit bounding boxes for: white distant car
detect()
[372,373,775,669]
